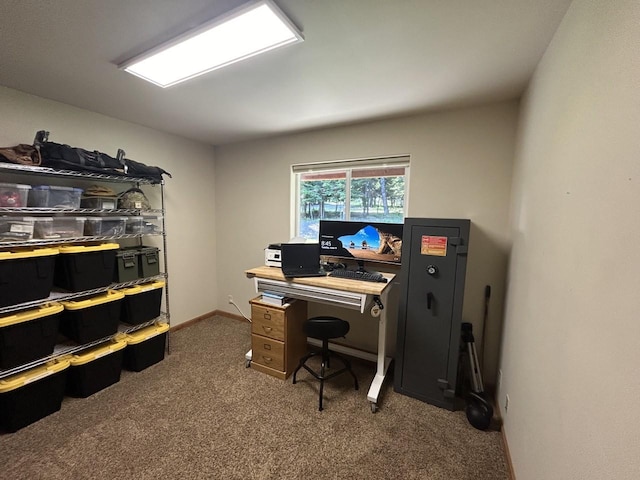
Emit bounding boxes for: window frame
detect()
[291,155,410,240]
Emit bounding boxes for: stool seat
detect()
[304,316,350,339]
[293,316,358,411]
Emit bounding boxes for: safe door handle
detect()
[426,292,437,315]
[427,292,434,309]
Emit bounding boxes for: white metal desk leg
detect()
[367,289,391,412]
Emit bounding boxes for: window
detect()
[292,156,409,240]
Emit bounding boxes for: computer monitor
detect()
[318,220,403,266]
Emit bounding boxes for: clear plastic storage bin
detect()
[84,217,127,236]
[33,217,86,239]
[0,183,31,207]
[28,185,83,208]
[125,215,163,234]
[0,216,35,242]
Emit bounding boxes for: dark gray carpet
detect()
[0,316,509,479]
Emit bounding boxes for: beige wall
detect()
[500,0,640,478]
[0,86,217,327]
[214,101,518,386]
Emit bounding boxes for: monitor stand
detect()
[356,260,368,273]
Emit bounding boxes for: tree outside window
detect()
[296,163,407,240]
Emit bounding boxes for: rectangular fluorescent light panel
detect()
[121,0,303,88]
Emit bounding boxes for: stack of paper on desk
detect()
[260,292,292,306]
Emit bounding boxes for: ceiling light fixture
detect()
[119,0,303,88]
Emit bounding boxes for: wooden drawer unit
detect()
[252,336,285,371]
[250,297,307,380]
[251,303,286,341]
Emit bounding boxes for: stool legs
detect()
[319,354,326,411]
[292,351,317,384]
[292,340,359,411]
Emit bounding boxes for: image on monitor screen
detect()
[319,220,403,265]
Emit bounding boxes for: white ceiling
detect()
[0,0,572,146]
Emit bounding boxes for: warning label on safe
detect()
[421,236,447,256]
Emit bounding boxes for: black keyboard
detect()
[328,269,387,283]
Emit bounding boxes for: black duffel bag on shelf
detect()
[34,130,171,183]
[122,157,171,183]
[38,140,125,175]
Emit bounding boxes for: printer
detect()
[264,243,282,267]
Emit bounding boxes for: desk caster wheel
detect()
[370,402,378,413]
[245,360,251,368]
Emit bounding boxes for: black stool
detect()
[292,316,358,411]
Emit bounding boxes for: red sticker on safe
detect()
[421,236,447,256]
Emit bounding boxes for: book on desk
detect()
[260,292,293,307]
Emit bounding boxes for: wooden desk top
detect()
[245,265,395,296]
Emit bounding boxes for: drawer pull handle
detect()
[263,326,272,333]
[264,313,271,320]
[263,344,272,350]
[262,356,272,363]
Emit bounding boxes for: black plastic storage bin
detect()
[123,323,169,372]
[59,290,124,344]
[0,303,63,370]
[66,338,126,398]
[54,243,119,292]
[0,359,69,432]
[120,280,164,325]
[114,249,139,283]
[0,247,58,307]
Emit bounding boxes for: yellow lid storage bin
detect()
[0,359,69,433]
[59,290,124,344]
[120,280,165,325]
[0,303,63,370]
[122,322,169,372]
[53,243,119,292]
[66,338,127,398]
[0,247,59,308]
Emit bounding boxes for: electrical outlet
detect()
[228,295,233,304]
[505,394,510,413]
